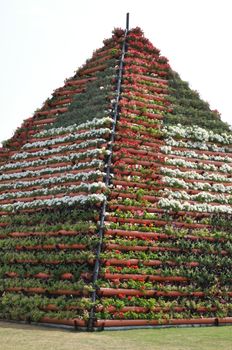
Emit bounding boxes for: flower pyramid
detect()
[0,26,232,329]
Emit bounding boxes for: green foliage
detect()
[50,62,118,129]
[0,207,98,228]
[0,293,93,322]
[165,71,231,133]
[210,213,232,233]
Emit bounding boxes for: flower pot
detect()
[61,273,74,280]
[156,291,185,297]
[187,262,199,267]
[34,272,50,279]
[27,287,45,293]
[50,289,82,296]
[191,291,204,297]
[43,304,58,311]
[104,273,146,281]
[103,258,162,267]
[170,318,215,325]
[57,243,85,250]
[104,258,139,266]
[99,288,155,297]
[5,272,18,278]
[6,287,22,292]
[106,244,148,252]
[43,245,56,250]
[219,317,232,324]
[95,319,160,327]
[197,307,217,312]
[105,228,160,240]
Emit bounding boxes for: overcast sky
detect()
[1,0,232,146]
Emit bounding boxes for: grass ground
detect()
[0,322,231,350]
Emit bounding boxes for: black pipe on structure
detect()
[87,14,129,332]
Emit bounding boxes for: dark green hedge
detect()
[165,71,231,133]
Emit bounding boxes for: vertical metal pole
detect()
[126,13,130,31]
[87,17,129,331]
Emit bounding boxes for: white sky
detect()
[1,0,232,146]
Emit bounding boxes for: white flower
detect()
[1,194,106,212]
[0,148,106,172]
[163,123,232,145]
[162,176,232,194]
[161,167,232,183]
[158,198,232,214]
[161,188,232,204]
[35,117,113,138]
[161,147,232,163]
[23,128,111,150]
[12,138,106,160]
[0,182,106,201]
[0,170,104,191]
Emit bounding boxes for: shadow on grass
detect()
[0,320,74,333]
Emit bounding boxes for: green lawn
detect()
[0,322,231,350]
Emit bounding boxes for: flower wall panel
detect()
[0,29,124,326]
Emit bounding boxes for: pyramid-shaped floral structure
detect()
[0,26,232,329]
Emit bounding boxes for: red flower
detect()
[118,293,125,299]
[113,279,120,286]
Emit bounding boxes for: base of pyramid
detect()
[94,317,232,328]
[1,317,232,332]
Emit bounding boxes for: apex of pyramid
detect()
[1,21,230,158]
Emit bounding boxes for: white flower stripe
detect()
[0,182,106,201]
[162,176,232,194]
[160,188,232,204]
[158,197,232,214]
[0,149,109,172]
[0,170,104,191]
[161,167,232,183]
[164,124,232,145]
[165,158,232,174]
[161,146,232,163]
[0,193,106,212]
[165,137,231,153]
[35,117,113,138]
[23,128,111,150]
[11,138,106,160]
[0,160,104,181]
[165,158,217,171]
